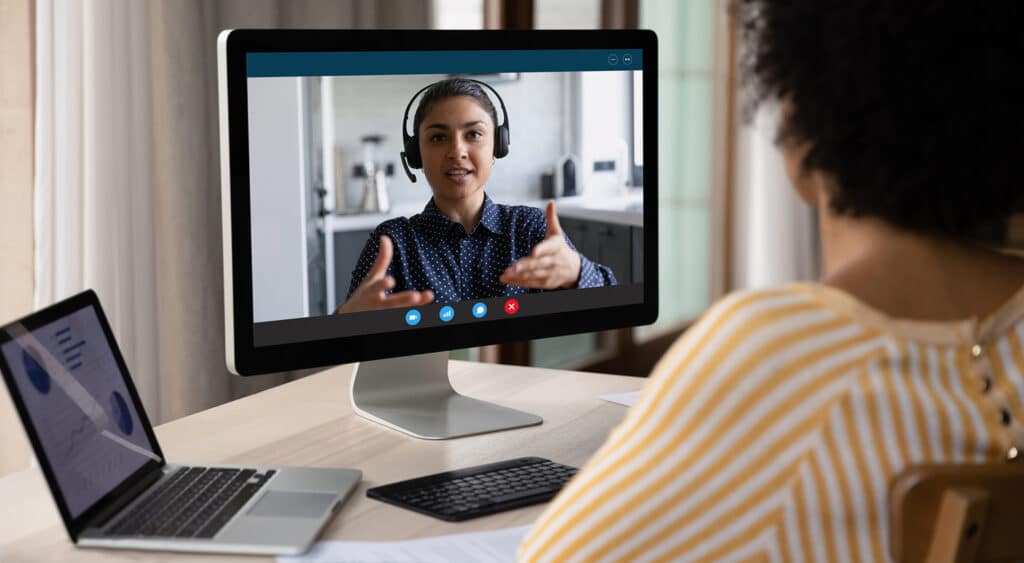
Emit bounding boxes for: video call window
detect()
[246,50,645,346]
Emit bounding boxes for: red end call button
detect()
[504,298,520,315]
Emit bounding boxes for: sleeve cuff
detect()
[576,254,602,289]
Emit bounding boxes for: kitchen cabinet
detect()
[559,217,643,285]
[631,226,644,284]
[333,229,372,308]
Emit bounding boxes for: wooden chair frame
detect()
[890,463,1024,563]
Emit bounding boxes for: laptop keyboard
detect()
[106,466,275,539]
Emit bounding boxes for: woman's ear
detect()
[782,140,819,207]
[779,97,819,207]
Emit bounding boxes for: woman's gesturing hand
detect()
[499,201,582,290]
[336,235,435,314]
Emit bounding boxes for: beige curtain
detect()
[0,0,34,477]
[29,0,433,449]
[150,1,432,421]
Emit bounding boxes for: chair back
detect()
[890,463,1024,563]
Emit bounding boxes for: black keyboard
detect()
[366,457,577,522]
[105,466,275,539]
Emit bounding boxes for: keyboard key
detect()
[104,467,270,539]
[194,481,265,538]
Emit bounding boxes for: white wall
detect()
[247,77,309,322]
[579,71,634,196]
[489,73,566,200]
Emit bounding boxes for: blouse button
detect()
[1008,446,1020,461]
[971,344,983,358]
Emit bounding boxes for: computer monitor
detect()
[217,29,657,439]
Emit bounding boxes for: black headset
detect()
[400,78,511,183]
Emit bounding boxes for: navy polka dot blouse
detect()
[346,194,617,304]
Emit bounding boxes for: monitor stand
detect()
[349,351,543,440]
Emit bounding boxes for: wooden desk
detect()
[0,361,642,562]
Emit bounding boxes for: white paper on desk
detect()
[600,390,640,407]
[278,525,531,563]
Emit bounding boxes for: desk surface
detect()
[0,361,642,562]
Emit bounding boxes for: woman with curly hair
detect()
[520,2,1024,561]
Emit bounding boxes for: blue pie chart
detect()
[110,391,133,435]
[22,348,51,394]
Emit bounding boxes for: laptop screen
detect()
[0,303,161,518]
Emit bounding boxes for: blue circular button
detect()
[472,302,488,319]
[404,309,422,326]
[439,305,455,322]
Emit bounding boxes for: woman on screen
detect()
[336,78,616,314]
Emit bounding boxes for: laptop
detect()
[0,290,361,555]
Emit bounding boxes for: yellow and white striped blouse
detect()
[520,282,1024,562]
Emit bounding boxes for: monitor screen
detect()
[0,301,160,519]
[219,30,657,374]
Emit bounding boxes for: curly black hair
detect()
[734,1,1024,242]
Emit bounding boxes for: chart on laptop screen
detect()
[0,306,159,518]
[243,49,646,348]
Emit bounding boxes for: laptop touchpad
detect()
[246,491,336,518]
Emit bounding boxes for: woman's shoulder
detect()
[668,284,844,354]
[643,283,886,425]
[655,283,881,380]
[699,283,832,322]
[370,216,416,238]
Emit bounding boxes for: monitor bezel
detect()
[0,290,166,540]
[220,29,658,375]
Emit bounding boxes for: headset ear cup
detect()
[404,137,422,169]
[494,125,510,159]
